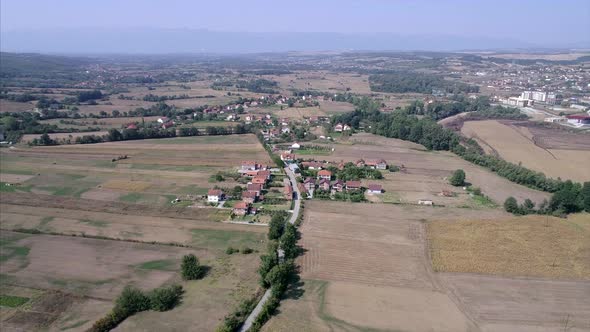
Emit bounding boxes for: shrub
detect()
[504,196,520,214]
[114,286,150,316]
[241,247,254,254]
[148,284,184,311]
[181,254,206,280]
[449,169,466,186]
[226,246,239,255]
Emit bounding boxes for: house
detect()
[161,121,175,129]
[233,201,250,216]
[126,123,138,130]
[355,159,366,167]
[367,184,383,194]
[284,184,293,200]
[346,181,362,191]
[157,117,170,124]
[281,126,291,134]
[280,153,295,163]
[257,170,272,180]
[242,191,258,204]
[332,179,345,192]
[418,199,434,206]
[302,161,324,170]
[303,178,316,192]
[317,170,332,180]
[247,183,263,196]
[318,178,330,191]
[291,142,301,149]
[251,176,267,185]
[366,159,387,170]
[334,123,344,132]
[241,161,258,171]
[207,189,225,203]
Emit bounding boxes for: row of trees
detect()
[505,181,590,216]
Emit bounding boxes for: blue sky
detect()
[1,0,589,52]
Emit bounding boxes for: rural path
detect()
[239,167,301,332]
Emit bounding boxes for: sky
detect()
[1,0,589,52]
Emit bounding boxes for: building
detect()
[233,201,250,216]
[251,176,267,185]
[241,161,258,171]
[303,178,316,192]
[566,115,590,127]
[502,97,528,107]
[418,199,434,206]
[242,191,258,204]
[317,170,332,180]
[318,178,330,191]
[284,184,293,200]
[544,117,566,124]
[520,91,547,103]
[291,142,301,149]
[355,159,366,167]
[334,123,351,132]
[346,181,362,191]
[157,117,170,124]
[207,189,225,203]
[332,179,345,192]
[280,153,295,163]
[366,159,387,170]
[367,184,383,194]
[302,161,324,170]
[247,183,263,196]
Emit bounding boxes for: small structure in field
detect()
[207,189,225,203]
[291,142,301,149]
[418,199,434,206]
[367,184,383,194]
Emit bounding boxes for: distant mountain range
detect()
[2,28,588,54]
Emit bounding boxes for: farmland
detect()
[0,134,270,331]
[263,201,590,332]
[461,120,590,182]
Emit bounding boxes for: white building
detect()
[520,91,547,103]
[207,189,224,203]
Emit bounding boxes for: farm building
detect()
[233,201,250,216]
[346,181,362,191]
[366,159,387,170]
[418,199,434,206]
[207,189,225,203]
[317,170,332,180]
[367,184,383,194]
[334,123,351,132]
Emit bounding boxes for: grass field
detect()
[428,213,590,279]
[461,120,590,182]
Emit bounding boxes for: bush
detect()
[181,254,206,280]
[148,284,184,311]
[449,169,466,186]
[504,196,520,214]
[114,286,150,316]
[226,246,239,255]
[241,247,254,254]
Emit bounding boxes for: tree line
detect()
[369,71,479,94]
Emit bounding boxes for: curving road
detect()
[238,166,301,332]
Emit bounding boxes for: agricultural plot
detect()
[0,99,33,113]
[461,120,590,182]
[300,133,550,205]
[264,201,590,332]
[269,71,371,94]
[1,134,270,206]
[38,116,161,130]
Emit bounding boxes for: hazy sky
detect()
[2,0,589,43]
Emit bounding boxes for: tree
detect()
[449,169,466,186]
[280,223,298,259]
[181,254,206,280]
[268,214,285,240]
[39,133,55,146]
[504,196,520,214]
[258,254,278,288]
[107,128,123,141]
[582,182,590,212]
[521,198,535,214]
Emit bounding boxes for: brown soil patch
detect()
[0,174,35,183]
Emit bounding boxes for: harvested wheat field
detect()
[306,132,551,205]
[1,134,270,206]
[461,120,590,182]
[428,213,590,279]
[264,201,590,332]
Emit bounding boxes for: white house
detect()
[207,189,224,203]
[291,142,301,149]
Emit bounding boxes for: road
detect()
[238,166,301,332]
